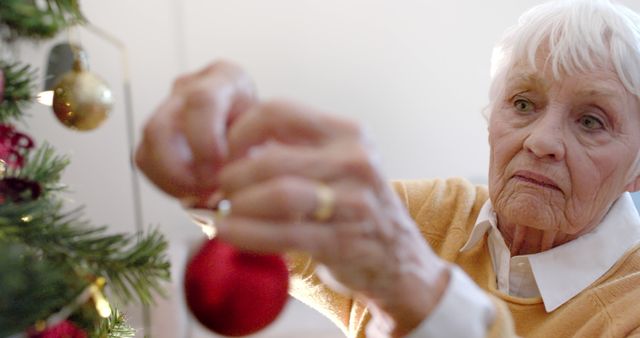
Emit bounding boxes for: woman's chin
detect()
[495,190,563,231]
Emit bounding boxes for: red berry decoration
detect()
[0,177,42,203]
[28,320,87,338]
[0,124,35,168]
[184,238,289,336]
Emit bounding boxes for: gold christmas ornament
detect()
[52,53,113,131]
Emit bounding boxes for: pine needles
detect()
[0,0,85,40]
[0,61,36,122]
[0,143,171,336]
[92,309,135,338]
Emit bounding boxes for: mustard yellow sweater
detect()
[288,177,640,337]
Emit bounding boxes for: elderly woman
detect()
[135,0,640,337]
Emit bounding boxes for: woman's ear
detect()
[625,175,640,192]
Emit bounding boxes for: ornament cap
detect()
[72,49,88,72]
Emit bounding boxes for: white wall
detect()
[18,0,640,337]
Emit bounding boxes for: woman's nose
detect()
[523,112,566,161]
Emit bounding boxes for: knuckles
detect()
[184,85,224,112]
[202,59,243,77]
[338,142,381,186]
[340,188,378,221]
[171,73,193,92]
[171,59,252,105]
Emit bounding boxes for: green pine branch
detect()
[0,141,170,323]
[0,239,140,338]
[0,241,88,337]
[0,0,85,40]
[0,233,149,337]
[0,143,171,308]
[0,61,37,122]
[0,196,171,306]
[8,142,71,194]
[92,309,135,338]
[100,229,171,305]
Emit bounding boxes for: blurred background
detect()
[14,0,640,337]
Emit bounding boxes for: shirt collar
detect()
[460,192,640,312]
[460,201,494,252]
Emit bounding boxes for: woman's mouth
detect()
[512,170,562,192]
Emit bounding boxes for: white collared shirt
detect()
[409,192,640,338]
[460,192,640,311]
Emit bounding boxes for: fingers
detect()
[227,100,363,160]
[136,97,198,197]
[181,63,257,183]
[225,176,378,222]
[135,60,257,198]
[181,79,232,183]
[219,141,380,193]
[215,215,334,255]
[216,109,386,222]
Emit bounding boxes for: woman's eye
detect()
[579,115,604,130]
[513,98,533,112]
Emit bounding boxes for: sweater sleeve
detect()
[287,178,519,337]
[393,178,519,338]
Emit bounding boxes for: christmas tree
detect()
[0,1,171,337]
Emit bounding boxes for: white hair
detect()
[488,0,640,110]
[487,0,640,183]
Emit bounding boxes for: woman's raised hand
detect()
[135,61,257,200]
[136,62,450,337]
[216,99,450,337]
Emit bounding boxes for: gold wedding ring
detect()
[313,183,335,222]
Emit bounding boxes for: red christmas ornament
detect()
[184,238,289,336]
[28,320,87,338]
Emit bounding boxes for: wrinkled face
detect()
[488,59,640,236]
